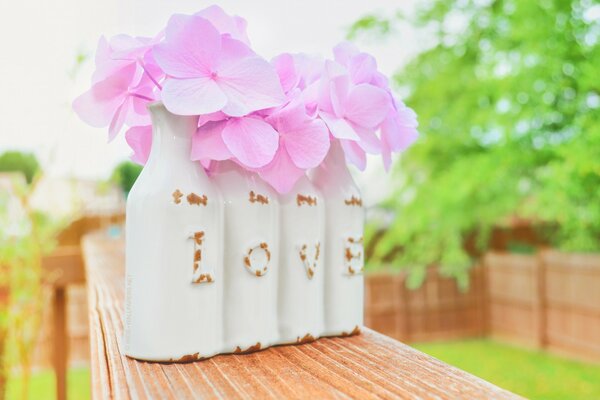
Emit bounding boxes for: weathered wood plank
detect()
[83,232,521,400]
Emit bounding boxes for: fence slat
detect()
[364,252,600,363]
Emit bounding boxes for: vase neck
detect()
[313,141,354,184]
[146,102,199,168]
[211,160,248,176]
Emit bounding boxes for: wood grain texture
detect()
[83,232,521,400]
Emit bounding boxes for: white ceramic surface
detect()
[124,104,365,362]
[211,161,280,353]
[277,176,326,343]
[312,142,365,336]
[124,103,224,361]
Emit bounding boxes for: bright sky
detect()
[0,0,420,201]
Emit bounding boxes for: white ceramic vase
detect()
[124,104,366,362]
[211,161,280,353]
[277,176,326,343]
[124,103,224,362]
[312,142,364,337]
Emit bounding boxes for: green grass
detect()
[6,368,90,400]
[413,339,600,400]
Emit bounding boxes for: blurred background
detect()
[1,0,599,399]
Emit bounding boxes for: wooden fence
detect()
[486,251,600,363]
[364,268,486,342]
[365,251,600,363]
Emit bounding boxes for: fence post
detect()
[536,250,548,349]
[400,272,411,342]
[479,260,490,337]
[53,286,67,400]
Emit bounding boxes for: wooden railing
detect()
[40,213,124,400]
[42,246,85,400]
[80,232,519,400]
[41,232,600,398]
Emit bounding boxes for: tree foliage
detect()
[110,161,143,195]
[365,0,600,285]
[0,152,40,184]
[0,175,63,400]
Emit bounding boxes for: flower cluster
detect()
[73,5,418,193]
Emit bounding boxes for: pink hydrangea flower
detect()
[318,64,389,137]
[153,14,285,116]
[314,65,389,170]
[380,99,419,170]
[272,53,325,119]
[258,94,330,192]
[329,41,419,170]
[74,7,418,188]
[332,42,379,85]
[272,53,324,94]
[73,62,156,141]
[125,125,152,165]
[109,35,165,90]
[192,93,330,192]
[191,116,279,168]
[195,5,250,45]
[73,35,162,140]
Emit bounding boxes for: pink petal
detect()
[198,111,227,127]
[381,133,392,172]
[233,17,249,43]
[316,66,347,115]
[219,36,255,66]
[301,81,320,117]
[272,53,299,94]
[348,53,377,84]
[323,59,347,80]
[195,5,251,45]
[284,118,330,169]
[381,102,419,152]
[191,120,232,161]
[127,85,154,126]
[110,35,153,61]
[138,51,165,92]
[395,98,419,128]
[370,71,389,89]
[94,36,110,68]
[315,79,334,115]
[340,139,367,170]
[73,88,123,128]
[333,41,359,66]
[294,53,325,89]
[153,15,221,78]
[265,94,306,133]
[343,84,389,128]
[108,99,129,141]
[92,37,132,84]
[161,77,227,115]
[201,159,213,173]
[221,117,279,168]
[73,64,135,127]
[352,124,382,154]
[125,125,152,165]
[319,112,359,140]
[329,76,350,118]
[217,57,286,117]
[258,147,305,194]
